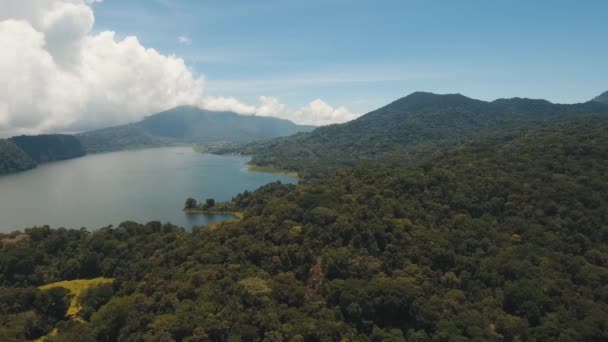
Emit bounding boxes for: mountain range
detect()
[78,106,315,153]
[2,92,607,176]
[0,106,314,175]
[3,90,608,340]
[227,91,608,176]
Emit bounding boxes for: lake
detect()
[0,147,296,232]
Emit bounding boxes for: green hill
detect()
[0,139,36,175]
[230,92,608,176]
[592,90,608,104]
[9,134,86,163]
[79,106,315,153]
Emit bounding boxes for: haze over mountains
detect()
[0,106,314,174]
[78,106,315,153]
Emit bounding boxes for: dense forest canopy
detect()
[0,139,36,175]
[222,92,608,178]
[8,135,86,164]
[1,102,607,340]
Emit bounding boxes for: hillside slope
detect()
[0,139,36,175]
[231,92,608,175]
[9,134,86,163]
[79,106,315,153]
[593,90,608,104]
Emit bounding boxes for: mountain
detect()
[79,106,315,153]
[0,139,36,175]
[592,90,608,104]
[228,92,608,175]
[9,134,86,163]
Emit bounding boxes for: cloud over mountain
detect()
[0,0,356,137]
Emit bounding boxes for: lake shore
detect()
[184,209,244,230]
[191,146,299,180]
[246,164,299,179]
[0,147,296,232]
[184,209,244,220]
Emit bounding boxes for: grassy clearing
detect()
[36,277,114,341]
[38,277,114,318]
[35,328,58,342]
[208,212,244,231]
[247,165,299,179]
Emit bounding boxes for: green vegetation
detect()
[0,134,87,175]
[247,164,300,179]
[183,198,245,225]
[184,197,198,210]
[9,135,85,163]
[2,92,608,340]
[38,278,114,318]
[79,106,315,153]
[223,92,608,178]
[0,139,36,175]
[0,285,70,341]
[1,113,607,340]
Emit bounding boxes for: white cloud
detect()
[291,99,359,126]
[200,96,358,126]
[177,35,192,45]
[0,0,356,137]
[202,97,256,114]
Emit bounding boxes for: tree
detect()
[184,198,197,210]
[204,198,215,209]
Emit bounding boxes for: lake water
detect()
[0,147,296,232]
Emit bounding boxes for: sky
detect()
[1,0,607,137]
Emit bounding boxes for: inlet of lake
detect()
[0,147,297,233]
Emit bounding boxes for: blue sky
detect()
[64,0,608,114]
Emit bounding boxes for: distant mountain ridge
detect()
[0,107,315,174]
[79,106,315,153]
[593,90,608,104]
[228,92,608,175]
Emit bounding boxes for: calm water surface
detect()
[0,147,296,232]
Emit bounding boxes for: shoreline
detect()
[246,164,299,179]
[183,209,244,220]
[190,146,299,179]
[183,210,244,230]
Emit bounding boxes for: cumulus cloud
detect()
[291,99,359,126]
[201,96,358,126]
[0,0,356,137]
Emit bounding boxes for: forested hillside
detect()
[593,90,608,104]
[77,124,174,153]
[1,115,607,341]
[9,135,86,163]
[227,92,608,177]
[79,106,315,153]
[0,140,36,175]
